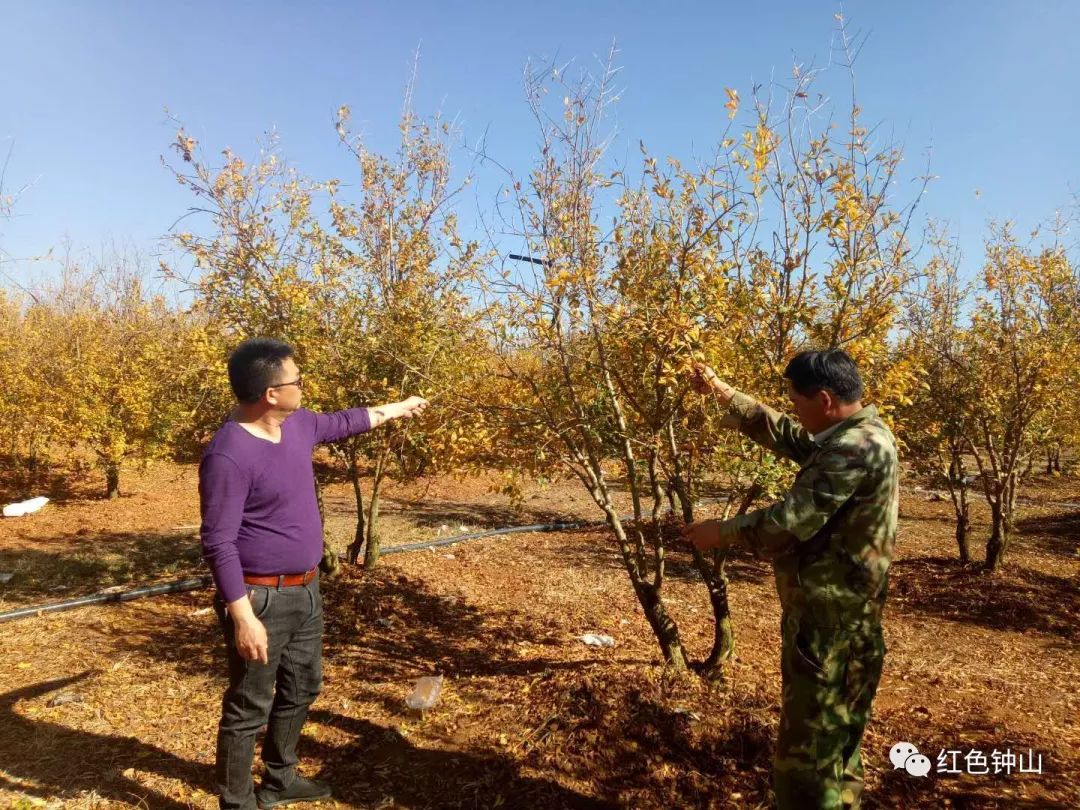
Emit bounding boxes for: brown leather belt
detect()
[243,566,319,587]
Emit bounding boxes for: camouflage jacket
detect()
[716,391,899,628]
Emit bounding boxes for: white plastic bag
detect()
[579,633,615,648]
[406,675,444,710]
[3,496,49,518]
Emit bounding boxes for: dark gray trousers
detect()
[213,577,323,810]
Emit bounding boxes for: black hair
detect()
[783,349,864,404]
[227,338,295,404]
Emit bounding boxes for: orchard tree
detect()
[167,114,487,572]
[691,29,923,666]
[900,231,978,562]
[475,27,925,675]
[330,103,489,568]
[1035,215,1080,475]
[473,51,780,675]
[724,17,925,433]
[166,317,235,462]
[0,153,54,478]
[475,53,701,670]
[964,227,1075,570]
[166,132,348,568]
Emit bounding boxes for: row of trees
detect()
[0,256,197,499]
[899,224,1079,569]
[2,44,1078,675]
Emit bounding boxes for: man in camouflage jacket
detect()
[683,349,899,810]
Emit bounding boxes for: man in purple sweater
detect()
[200,338,428,809]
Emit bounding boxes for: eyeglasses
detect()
[270,375,303,391]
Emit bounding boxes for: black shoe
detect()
[256,776,333,808]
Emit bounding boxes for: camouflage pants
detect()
[773,612,886,810]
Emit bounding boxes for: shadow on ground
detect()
[514,680,777,807]
[0,531,203,606]
[1014,510,1080,559]
[100,567,652,704]
[0,673,210,808]
[0,457,95,505]
[307,709,617,809]
[889,555,1078,641]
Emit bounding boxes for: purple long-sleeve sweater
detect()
[199,407,372,603]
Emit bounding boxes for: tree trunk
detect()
[984,500,1008,571]
[345,443,367,565]
[664,427,732,677]
[692,484,760,679]
[315,476,340,577]
[665,422,693,523]
[736,483,763,519]
[690,551,734,680]
[364,486,382,568]
[27,434,39,476]
[955,498,971,564]
[631,576,688,670]
[105,462,120,500]
[362,448,389,570]
[663,420,742,678]
[596,488,686,671]
[665,485,678,516]
[947,449,972,564]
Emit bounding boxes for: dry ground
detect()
[0,460,1077,809]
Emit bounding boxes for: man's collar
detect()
[812,404,877,444]
[812,422,843,444]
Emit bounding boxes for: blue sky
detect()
[2,1,1078,288]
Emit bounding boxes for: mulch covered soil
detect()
[0,462,1077,808]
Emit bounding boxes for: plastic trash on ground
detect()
[673,707,702,721]
[579,633,616,648]
[3,496,49,518]
[0,573,13,584]
[47,692,85,708]
[406,675,444,711]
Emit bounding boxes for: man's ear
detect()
[817,388,835,413]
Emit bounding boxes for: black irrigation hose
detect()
[379,520,590,556]
[0,519,603,624]
[0,575,216,624]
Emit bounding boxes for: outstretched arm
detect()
[312,396,430,444]
[691,363,815,465]
[366,396,430,429]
